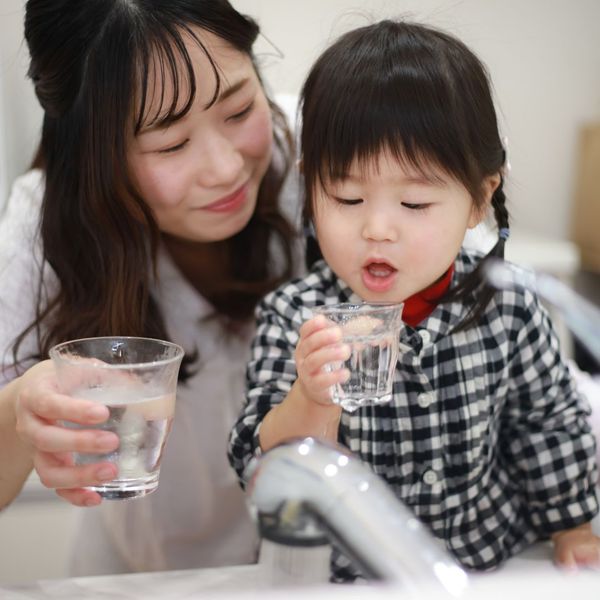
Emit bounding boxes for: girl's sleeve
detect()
[228,290,303,486]
[501,289,599,535]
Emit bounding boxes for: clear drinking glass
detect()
[49,336,184,500]
[313,303,403,412]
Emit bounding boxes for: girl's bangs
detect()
[309,72,468,189]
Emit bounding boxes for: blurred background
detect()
[0,0,599,585]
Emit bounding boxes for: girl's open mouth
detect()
[361,261,397,293]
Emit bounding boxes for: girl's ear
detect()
[468,172,501,228]
[296,157,304,174]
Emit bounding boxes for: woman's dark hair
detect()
[300,20,509,330]
[16,0,295,375]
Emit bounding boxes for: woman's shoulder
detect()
[1,169,45,240]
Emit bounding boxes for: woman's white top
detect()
[0,170,260,574]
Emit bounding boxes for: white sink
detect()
[1,541,598,599]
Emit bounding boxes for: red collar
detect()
[402,265,454,328]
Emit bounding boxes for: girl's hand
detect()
[14,360,119,507]
[294,315,351,405]
[552,523,600,571]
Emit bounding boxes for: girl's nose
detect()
[361,209,398,242]
[195,132,244,188]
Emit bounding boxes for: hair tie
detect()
[498,227,510,241]
[303,220,316,238]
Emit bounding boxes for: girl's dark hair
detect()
[16,0,295,375]
[300,20,509,330]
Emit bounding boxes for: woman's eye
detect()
[157,139,189,154]
[226,101,254,122]
[402,202,430,211]
[334,197,363,206]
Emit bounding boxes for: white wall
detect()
[0,0,42,210]
[1,1,599,237]
[230,0,600,240]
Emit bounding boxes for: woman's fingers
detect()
[56,488,104,508]
[18,409,118,454]
[34,450,117,491]
[19,387,110,425]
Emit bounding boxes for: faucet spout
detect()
[245,437,468,596]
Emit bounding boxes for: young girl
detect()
[0,0,298,575]
[229,20,599,580]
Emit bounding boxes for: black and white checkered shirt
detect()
[228,248,599,580]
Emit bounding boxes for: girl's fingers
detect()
[34,450,117,490]
[299,314,334,338]
[572,543,600,568]
[300,368,350,404]
[297,320,344,360]
[300,343,351,376]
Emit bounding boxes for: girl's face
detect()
[128,28,272,243]
[313,151,499,302]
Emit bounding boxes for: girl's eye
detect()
[334,197,363,206]
[226,101,255,122]
[402,202,430,211]
[157,139,189,154]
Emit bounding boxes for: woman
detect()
[0,0,298,575]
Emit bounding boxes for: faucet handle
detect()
[254,499,330,546]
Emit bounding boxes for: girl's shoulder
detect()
[456,246,545,328]
[455,246,485,275]
[257,259,355,326]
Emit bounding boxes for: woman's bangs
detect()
[133,24,218,134]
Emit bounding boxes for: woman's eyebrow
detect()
[210,77,251,107]
[138,78,252,135]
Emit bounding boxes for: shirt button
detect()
[422,469,438,485]
[418,330,431,345]
[417,392,435,408]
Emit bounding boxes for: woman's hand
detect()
[14,360,119,507]
[294,315,351,405]
[552,522,600,570]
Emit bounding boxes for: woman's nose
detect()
[195,132,244,188]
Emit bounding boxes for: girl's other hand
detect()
[294,314,351,405]
[552,523,600,571]
[14,360,119,507]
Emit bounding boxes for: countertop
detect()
[1,540,599,600]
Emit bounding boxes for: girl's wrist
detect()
[259,380,341,452]
[551,521,592,542]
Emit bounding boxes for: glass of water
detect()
[313,303,403,412]
[49,336,184,500]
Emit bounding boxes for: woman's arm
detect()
[0,377,34,510]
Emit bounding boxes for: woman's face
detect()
[128,28,273,243]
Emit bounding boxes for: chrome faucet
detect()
[244,437,468,596]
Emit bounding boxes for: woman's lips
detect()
[200,183,248,213]
[361,261,397,293]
